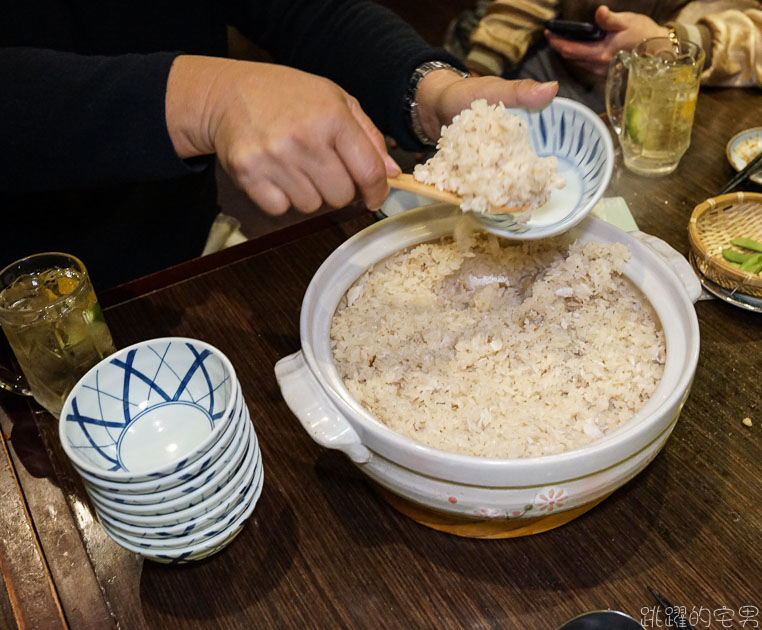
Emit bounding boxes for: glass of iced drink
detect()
[606,37,704,176]
[0,253,116,418]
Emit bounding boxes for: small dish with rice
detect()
[382,97,614,241]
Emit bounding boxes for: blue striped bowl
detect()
[473,97,614,239]
[381,97,614,240]
[59,337,238,483]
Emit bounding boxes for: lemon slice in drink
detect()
[55,275,79,296]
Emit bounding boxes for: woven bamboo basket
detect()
[688,192,762,298]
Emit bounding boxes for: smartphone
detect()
[544,19,605,41]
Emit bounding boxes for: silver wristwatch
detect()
[405,61,470,146]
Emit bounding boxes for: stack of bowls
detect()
[59,337,263,564]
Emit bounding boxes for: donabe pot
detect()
[275,204,700,523]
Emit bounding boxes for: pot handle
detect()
[275,351,372,464]
[631,231,703,304]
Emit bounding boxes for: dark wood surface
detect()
[1,88,761,630]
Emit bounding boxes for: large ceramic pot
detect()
[275,204,700,530]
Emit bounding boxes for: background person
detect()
[446,0,762,111]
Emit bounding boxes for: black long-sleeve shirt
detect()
[0,0,461,288]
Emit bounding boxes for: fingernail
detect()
[532,81,558,95]
[384,155,401,176]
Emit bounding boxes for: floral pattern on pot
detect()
[473,505,532,519]
[533,487,568,513]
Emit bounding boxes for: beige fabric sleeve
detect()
[466,0,558,75]
[674,4,762,87]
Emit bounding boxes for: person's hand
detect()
[545,5,668,79]
[415,72,559,143]
[166,55,400,215]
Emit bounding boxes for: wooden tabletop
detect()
[0,87,760,630]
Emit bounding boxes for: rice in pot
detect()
[413,99,565,214]
[330,233,665,458]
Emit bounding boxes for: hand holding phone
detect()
[545,19,605,41]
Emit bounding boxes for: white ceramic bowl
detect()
[100,462,264,550]
[98,446,262,540]
[92,421,261,528]
[75,384,246,503]
[88,418,253,516]
[275,204,700,521]
[60,337,238,483]
[85,398,249,506]
[726,126,762,185]
[103,464,264,564]
[383,97,614,241]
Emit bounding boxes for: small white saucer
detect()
[689,253,762,313]
[726,127,762,185]
[698,274,762,313]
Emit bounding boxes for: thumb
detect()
[595,5,628,33]
[497,79,558,110]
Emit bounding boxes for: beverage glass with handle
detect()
[0,252,116,418]
[606,37,704,177]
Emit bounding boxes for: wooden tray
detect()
[374,485,609,539]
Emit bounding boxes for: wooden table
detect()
[0,87,760,630]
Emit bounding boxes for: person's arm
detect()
[217,0,472,150]
[3,1,558,219]
[545,6,668,80]
[546,3,762,87]
[0,47,198,192]
[162,0,553,216]
[165,54,399,215]
[467,0,558,76]
[413,72,558,145]
[689,7,762,86]
[164,54,558,216]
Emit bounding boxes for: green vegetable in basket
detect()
[739,253,762,273]
[730,237,762,253]
[722,249,756,264]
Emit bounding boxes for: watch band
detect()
[667,26,680,53]
[405,61,470,146]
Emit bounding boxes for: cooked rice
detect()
[413,99,566,214]
[330,233,665,458]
